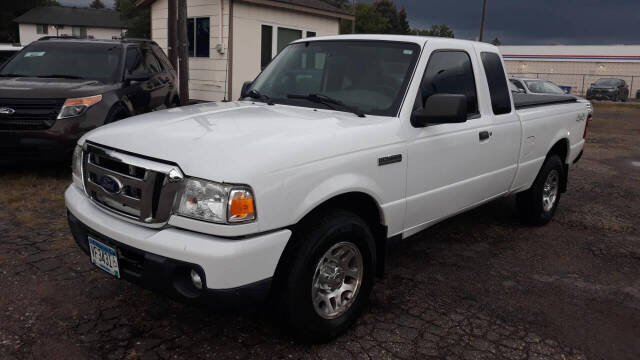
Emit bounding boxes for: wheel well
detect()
[547,138,569,192]
[106,102,130,123]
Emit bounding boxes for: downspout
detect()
[227,0,234,100]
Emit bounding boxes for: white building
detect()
[137,0,353,101]
[499,45,640,97]
[13,6,126,46]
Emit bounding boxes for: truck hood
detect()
[0,77,118,98]
[81,101,400,182]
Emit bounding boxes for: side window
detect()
[416,50,478,117]
[481,52,511,115]
[142,48,162,73]
[510,79,525,91]
[125,48,145,75]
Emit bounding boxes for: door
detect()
[404,44,498,232]
[140,47,170,110]
[123,47,149,114]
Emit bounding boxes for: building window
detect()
[36,24,48,34]
[260,25,317,69]
[261,25,273,69]
[187,17,210,58]
[72,26,87,38]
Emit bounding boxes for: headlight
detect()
[58,95,102,119]
[71,145,84,190]
[173,178,256,224]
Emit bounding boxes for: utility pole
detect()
[478,0,487,41]
[167,0,178,69]
[178,0,189,105]
[352,0,356,34]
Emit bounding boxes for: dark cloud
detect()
[389,0,640,45]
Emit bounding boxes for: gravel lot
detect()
[1,102,639,360]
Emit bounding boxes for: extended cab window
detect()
[415,50,478,118]
[481,52,511,115]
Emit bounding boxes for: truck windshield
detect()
[248,40,421,117]
[0,42,122,83]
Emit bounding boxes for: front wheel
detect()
[278,210,375,343]
[517,155,564,225]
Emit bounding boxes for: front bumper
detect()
[65,185,291,303]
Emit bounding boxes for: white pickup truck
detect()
[65,35,588,342]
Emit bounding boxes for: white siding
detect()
[18,23,124,45]
[231,1,339,99]
[151,0,230,102]
[150,0,340,102]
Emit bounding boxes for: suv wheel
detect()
[517,155,564,226]
[278,209,375,343]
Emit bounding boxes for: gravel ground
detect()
[1,102,639,360]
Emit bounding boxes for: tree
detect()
[90,0,105,9]
[353,0,412,35]
[491,37,501,46]
[116,0,150,39]
[410,24,455,38]
[0,0,59,43]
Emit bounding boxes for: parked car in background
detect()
[66,35,588,342]
[510,77,592,114]
[0,37,178,161]
[586,78,629,102]
[0,43,22,65]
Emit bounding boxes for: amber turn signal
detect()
[228,189,256,222]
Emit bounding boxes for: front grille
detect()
[82,143,184,226]
[0,98,64,130]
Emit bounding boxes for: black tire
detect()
[278,209,376,343]
[516,155,564,226]
[105,103,130,124]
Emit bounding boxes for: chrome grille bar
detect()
[82,143,183,226]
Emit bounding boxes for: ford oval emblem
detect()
[99,175,123,194]
[0,107,16,115]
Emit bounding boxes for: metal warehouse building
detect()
[498,45,640,98]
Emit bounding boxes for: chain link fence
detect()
[508,72,640,99]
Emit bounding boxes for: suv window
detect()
[142,48,163,73]
[510,79,526,91]
[415,50,478,118]
[125,47,146,75]
[480,52,511,115]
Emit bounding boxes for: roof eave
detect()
[136,0,354,20]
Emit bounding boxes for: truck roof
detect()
[292,34,500,51]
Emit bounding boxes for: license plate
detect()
[88,236,120,278]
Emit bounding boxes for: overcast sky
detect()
[390,0,639,45]
[60,0,639,45]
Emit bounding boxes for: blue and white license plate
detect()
[88,236,120,278]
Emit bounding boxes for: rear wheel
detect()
[278,210,375,343]
[517,155,564,225]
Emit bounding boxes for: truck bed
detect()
[513,93,578,109]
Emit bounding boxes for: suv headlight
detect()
[173,178,256,224]
[58,95,102,119]
[71,145,84,190]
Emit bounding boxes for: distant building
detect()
[14,6,127,45]
[137,0,353,102]
[499,45,640,97]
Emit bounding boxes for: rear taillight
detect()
[583,114,591,139]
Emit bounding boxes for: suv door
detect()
[404,43,498,232]
[141,46,171,109]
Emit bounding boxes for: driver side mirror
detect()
[240,81,253,99]
[411,94,468,127]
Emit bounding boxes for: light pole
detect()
[479,0,487,41]
[352,0,356,34]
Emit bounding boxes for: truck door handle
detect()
[479,131,492,141]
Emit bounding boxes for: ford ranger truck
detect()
[65,35,588,343]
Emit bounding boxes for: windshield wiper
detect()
[36,74,85,79]
[287,93,365,117]
[246,89,274,105]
